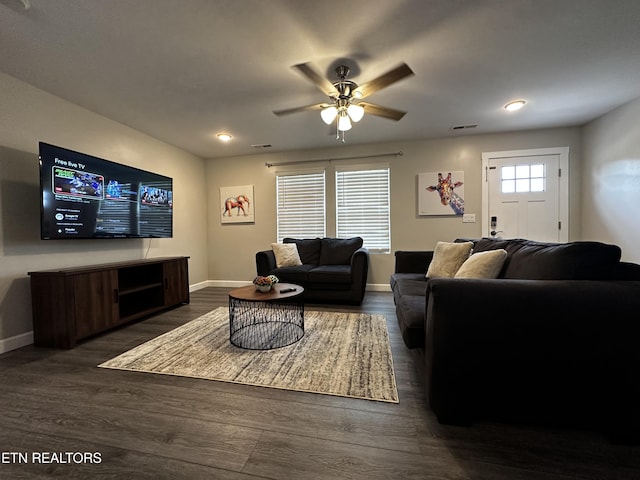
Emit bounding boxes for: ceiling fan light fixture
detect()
[337,112,352,131]
[504,99,527,112]
[320,106,338,124]
[347,103,365,122]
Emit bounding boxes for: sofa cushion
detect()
[284,238,321,265]
[390,272,426,290]
[393,277,428,297]
[268,264,315,283]
[455,249,508,279]
[271,243,302,268]
[319,237,363,265]
[307,265,352,284]
[502,240,622,280]
[426,241,473,278]
[396,294,427,349]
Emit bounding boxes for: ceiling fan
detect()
[273,62,414,140]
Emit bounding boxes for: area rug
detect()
[98,307,398,403]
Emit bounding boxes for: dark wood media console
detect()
[28,256,190,348]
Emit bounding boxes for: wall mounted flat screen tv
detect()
[39,142,173,239]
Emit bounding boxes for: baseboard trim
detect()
[206,280,254,288]
[367,283,392,292]
[189,281,210,292]
[0,331,34,354]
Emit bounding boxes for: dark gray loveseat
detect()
[390,237,640,443]
[256,237,369,305]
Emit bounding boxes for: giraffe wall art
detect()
[418,171,465,216]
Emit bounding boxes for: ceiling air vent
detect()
[450,124,478,131]
[251,144,272,149]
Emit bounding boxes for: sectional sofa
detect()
[390,237,640,443]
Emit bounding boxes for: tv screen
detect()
[39,142,173,239]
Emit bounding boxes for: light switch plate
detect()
[462,213,476,223]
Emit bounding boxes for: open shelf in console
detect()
[118,263,163,294]
[119,286,165,320]
[117,263,166,319]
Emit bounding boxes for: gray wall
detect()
[0,72,208,352]
[581,97,640,263]
[206,127,582,287]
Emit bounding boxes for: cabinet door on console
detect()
[73,270,119,339]
[163,258,189,306]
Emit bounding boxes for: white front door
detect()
[481,147,569,242]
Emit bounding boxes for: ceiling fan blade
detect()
[273,103,328,116]
[292,63,339,97]
[354,63,414,98]
[359,101,407,121]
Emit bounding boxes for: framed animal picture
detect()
[220,185,254,223]
[418,171,465,216]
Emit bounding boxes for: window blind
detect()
[336,167,390,253]
[276,171,326,242]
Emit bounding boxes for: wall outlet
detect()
[462,213,476,223]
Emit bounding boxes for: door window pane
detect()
[502,179,515,193]
[516,179,530,192]
[531,164,544,177]
[502,166,515,179]
[516,165,530,178]
[531,178,544,192]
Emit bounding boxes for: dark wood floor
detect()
[1,288,638,479]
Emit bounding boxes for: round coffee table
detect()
[228,283,304,350]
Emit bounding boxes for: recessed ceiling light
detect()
[216,133,233,142]
[504,100,527,112]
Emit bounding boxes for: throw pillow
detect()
[271,243,302,268]
[426,241,473,278]
[454,249,508,279]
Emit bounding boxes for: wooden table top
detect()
[228,283,304,302]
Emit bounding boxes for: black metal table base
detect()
[229,298,304,350]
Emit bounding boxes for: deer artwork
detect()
[426,172,464,215]
[223,194,251,217]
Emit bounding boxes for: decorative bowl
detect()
[255,284,272,292]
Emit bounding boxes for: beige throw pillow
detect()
[426,241,474,278]
[271,243,302,268]
[454,249,508,279]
